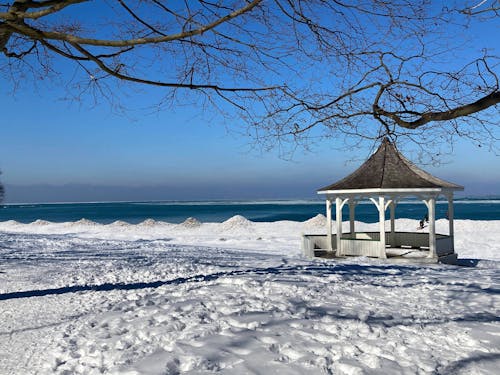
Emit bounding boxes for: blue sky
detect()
[0,85,344,202]
[1,3,499,203]
[1,83,498,203]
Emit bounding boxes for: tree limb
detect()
[0,0,87,20]
[374,90,500,129]
[69,41,279,92]
[3,0,263,47]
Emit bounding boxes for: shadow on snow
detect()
[0,263,422,301]
[0,261,498,301]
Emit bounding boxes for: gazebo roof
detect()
[318,138,463,192]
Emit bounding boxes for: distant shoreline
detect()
[1,199,323,206]
[3,196,500,206]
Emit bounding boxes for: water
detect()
[1,199,500,224]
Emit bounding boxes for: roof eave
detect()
[317,187,463,196]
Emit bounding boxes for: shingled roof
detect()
[318,138,463,192]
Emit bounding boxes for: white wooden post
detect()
[427,197,437,259]
[336,197,343,256]
[349,200,356,235]
[447,193,455,251]
[389,200,396,246]
[378,196,387,259]
[326,198,332,251]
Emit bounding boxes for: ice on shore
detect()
[139,218,159,226]
[31,219,51,225]
[221,214,252,230]
[179,217,202,228]
[72,218,100,226]
[303,213,327,228]
[109,220,131,227]
[0,216,499,374]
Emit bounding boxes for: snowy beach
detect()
[0,216,499,374]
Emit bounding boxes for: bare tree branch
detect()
[0,0,87,20]
[373,90,500,129]
[68,41,278,92]
[1,0,499,158]
[2,0,263,47]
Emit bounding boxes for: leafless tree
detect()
[1,1,499,157]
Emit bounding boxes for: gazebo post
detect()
[348,199,357,235]
[378,196,387,259]
[425,197,437,259]
[447,192,455,250]
[335,197,343,256]
[389,200,396,247]
[326,198,333,251]
[369,197,387,258]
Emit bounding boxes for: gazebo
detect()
[302,138,464,264]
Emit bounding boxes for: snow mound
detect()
[221,215,252,230]
[139,218,158,227]
[72,218,99,226]
[0,220,20,226]
[108,220,131,227]
[30,219,51,226]
[304,214,326,227]
[180,217,202,228]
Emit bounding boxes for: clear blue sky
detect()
[1,3,499,203]
[1,83,498,203]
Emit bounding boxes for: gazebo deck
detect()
[302,231,458,264]
[311,250,458,264]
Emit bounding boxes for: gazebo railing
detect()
[302,234,334,257]
[302,232,454,258]
[341,236,380,257]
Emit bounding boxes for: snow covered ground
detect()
[0,216,499,374]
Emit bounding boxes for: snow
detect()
[0,217,499,374]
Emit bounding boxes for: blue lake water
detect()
[1,199,500,224]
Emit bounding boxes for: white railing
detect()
[301,234,336,257]
[341,237,380,257]
[302,232,453,258]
